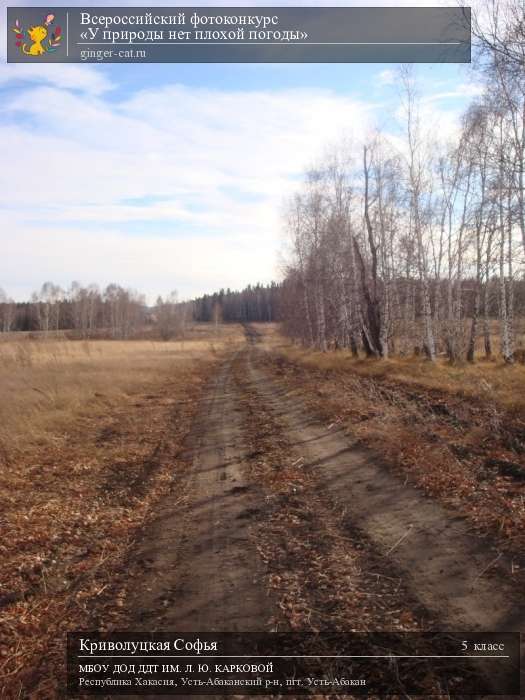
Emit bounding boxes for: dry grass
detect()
[252,322,525,413]
[0,323,244,697]
[0,323,244,459]
[253,322,525,556]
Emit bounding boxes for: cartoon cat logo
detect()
[12,14,62,56]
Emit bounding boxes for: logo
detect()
[11,13,62,56]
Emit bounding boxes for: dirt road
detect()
[245,349,525,633]
[125,329,524,691]
[127,354,272,632]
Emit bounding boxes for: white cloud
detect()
[0,80,374,299]
[377,69,396,86]
[1,222,279,303]
[0,63,113,94]
[2,85,372,210]
[422,82,485,103]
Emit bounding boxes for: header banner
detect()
[7,7,471,63]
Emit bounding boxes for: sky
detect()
[0,0,481,303]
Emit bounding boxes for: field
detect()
[0,324,244,696]
[1,322,524,696]
[0,325,243,454]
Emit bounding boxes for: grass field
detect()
[0,324,244,458]
[0,323,244,696]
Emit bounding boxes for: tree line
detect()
[280,3,525,363]
[0,282,281,339]
[0,282,148,339]
[192,283,280,323]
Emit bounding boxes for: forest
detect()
[280,50,525,363]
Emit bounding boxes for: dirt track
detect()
[245,351,525,633]
[125,328,524,690]
[127,354,272,632]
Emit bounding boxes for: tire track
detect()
[242,338,525,691]
[127,356,272,633]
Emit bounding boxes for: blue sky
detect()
[0,0,480,302]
